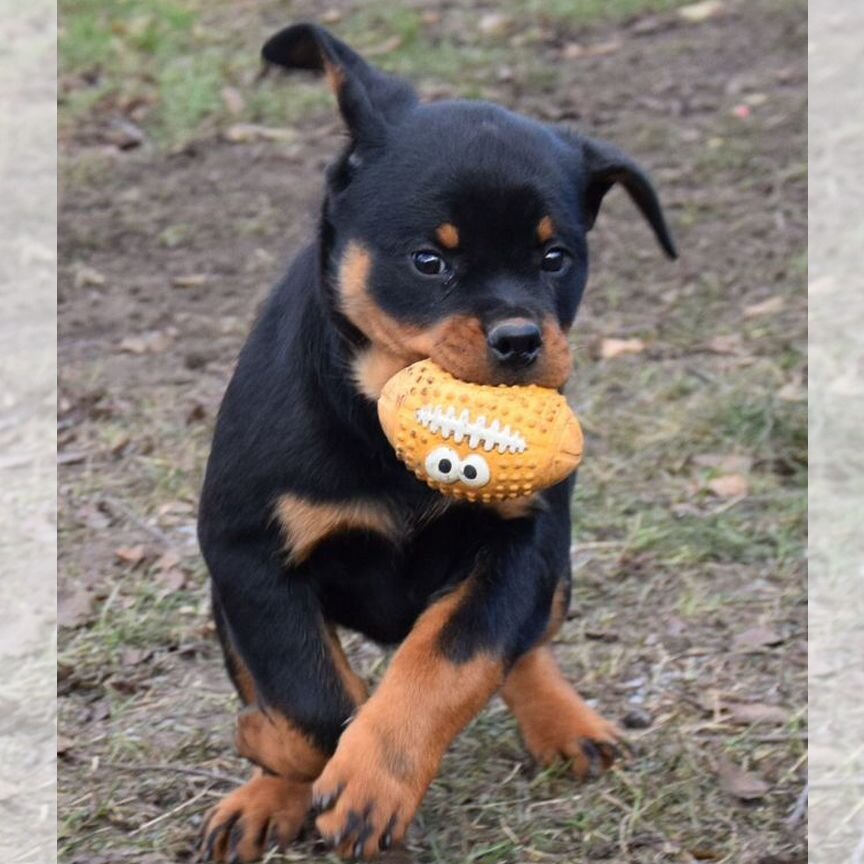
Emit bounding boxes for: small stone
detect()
[622,709,653,730]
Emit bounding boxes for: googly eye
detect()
[425,447,461,484]
[459,454,491,488]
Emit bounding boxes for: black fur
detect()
[198,23,675,755]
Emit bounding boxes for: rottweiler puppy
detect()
[197,22,676,862]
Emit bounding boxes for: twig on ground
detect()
[101,494,174,547]
[786,782,807,827]
[103,762,242,786]
[131,786,212,835]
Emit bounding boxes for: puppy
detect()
[197,22,675,862]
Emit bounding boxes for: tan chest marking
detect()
[276,495,400,563]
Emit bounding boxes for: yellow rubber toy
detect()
[377,359,583,502]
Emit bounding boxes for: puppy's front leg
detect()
[313,579,505,859]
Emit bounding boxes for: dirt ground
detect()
[58,1,807,862]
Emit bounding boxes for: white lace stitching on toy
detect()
[416,405,528,453]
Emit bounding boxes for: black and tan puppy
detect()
[197,22,676,862]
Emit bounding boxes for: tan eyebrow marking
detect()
[436,223,460,249]
[537,216,556,244]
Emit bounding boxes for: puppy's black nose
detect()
[487,319,543,369]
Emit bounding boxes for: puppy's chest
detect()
[275,487,454,566]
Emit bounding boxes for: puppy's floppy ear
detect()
[580,136,677,260]
[262,23,417,147]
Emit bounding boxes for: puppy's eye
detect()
[541,247,569,273]
[411,250,447,276]
[425,447,460,483]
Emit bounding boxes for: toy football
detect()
[377,359,584,502]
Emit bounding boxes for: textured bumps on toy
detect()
[377,359,584,503]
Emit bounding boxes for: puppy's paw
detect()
[521,701,622,779]
[312,720,424,860]
[200,774,311,862]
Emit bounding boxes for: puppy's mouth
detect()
[425,316,573,391]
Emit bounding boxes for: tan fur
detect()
[352,346,411,400]
[201,773,311,862]
[435,222,460,249]
[502,645,620,778]
[235,706,328,782]
[323,59,345,95]
[339,242,573,394]
[491,496,538,520]
[276,494,400,563]
[537,215,556,243]
[325,625,369,706]
[314,581,504,857]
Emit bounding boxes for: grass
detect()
[59,0,699,146]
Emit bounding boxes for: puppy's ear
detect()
[580,136,677,260]
[262,23,417,147]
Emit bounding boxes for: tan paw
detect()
[312,720,425,859]
[200,774,311,862]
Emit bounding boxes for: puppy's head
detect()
[263,24,677,399]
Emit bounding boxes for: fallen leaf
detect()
[777,381,806,402]
[600,337,646,359]
[120,647,152,667]
[584,39,623,57]
[172,273,208,289]
[58,451,88,465]
[704,334,743,355]
[57,735,74,756]
[717,756,770,800]
[73,265,106,289]
[119,331,171,354]
[114,545,147,566]
[320,8,342,24]
[108,118,146,150]
[365,35,404,56]
[157,569,187,592]
[90,700,112,721]
[678,1,724,23]
[157,500,195,517]
[58,587,96,628]
[723,702,788,726]
[693,453,753,474]
[478,12,514,37]
[155,550,182,571]
[223,124,296,144]
[733,626,784,651]
[707,473,749,498]
[744,296,785,317]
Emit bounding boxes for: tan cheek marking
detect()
[537,319,573,388]
[276,494,400,563]
[339,242,431,361]
[426,315,492,385]
[351,346,412,401]
[435,223,460,249]
[537,216,556,244]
